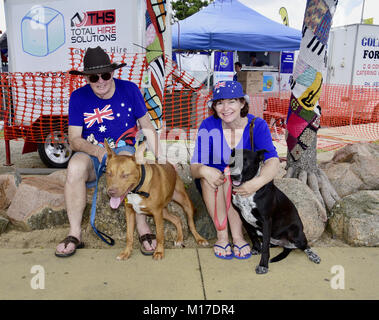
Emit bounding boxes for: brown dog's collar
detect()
[131,165,150,198]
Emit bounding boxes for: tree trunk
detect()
[285,0,341,213]
[285,134,340,212]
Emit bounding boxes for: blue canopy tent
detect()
[172,0,301,51]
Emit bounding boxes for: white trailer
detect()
[3,0,169,167]
[326,23,379,87]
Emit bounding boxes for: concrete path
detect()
[0,247,378,300]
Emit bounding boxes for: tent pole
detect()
[279,51,282,97]
[207,51,211,91]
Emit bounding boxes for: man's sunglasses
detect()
[88,72,112,83]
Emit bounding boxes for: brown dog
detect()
[104,141,208,260]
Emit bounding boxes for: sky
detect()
[239,0,379,30]
[0,0,378,34]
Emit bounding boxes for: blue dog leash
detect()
[88,144,135,246]
[89,153,115,246]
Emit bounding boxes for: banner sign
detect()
[5,0,145,72]
[214,51,233,72]
[280,51,294,74]
[353,24,379,87]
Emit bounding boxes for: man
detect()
[55,46,161,257]
[249,53,264,67]
[233,62,242,81]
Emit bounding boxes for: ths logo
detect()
[71,9,115,27]
[70,9,117,44]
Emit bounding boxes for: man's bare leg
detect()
[56,153,95,255]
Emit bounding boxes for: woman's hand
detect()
[200,166,226,189]
[232,176,264,197]
[233,157,280,197]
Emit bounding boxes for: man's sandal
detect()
[55,236,85,258]
[139,233,156,256]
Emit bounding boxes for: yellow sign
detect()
[279,7,289,26]
[363,18,373,24]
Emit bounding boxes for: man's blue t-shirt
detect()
[69,78,147,148]
[191,114,278,172]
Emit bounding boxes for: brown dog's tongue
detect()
[110,197,122,209]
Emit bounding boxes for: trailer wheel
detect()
[38,131,73,168]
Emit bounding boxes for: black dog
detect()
[229,149,320,274]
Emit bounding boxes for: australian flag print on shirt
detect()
[84,104,115,128]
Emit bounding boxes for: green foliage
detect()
[171,0,213,21]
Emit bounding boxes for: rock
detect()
[328,190,379,246]
[6,174,68,230]
[47,170,67,185]
[182,181,217,240]
[175,164,216,240]
[0,215,9,234]
[0,173,20,210]
[274,178,327,243]
[321,162,363,198]
[331,143,379,163]
[350,155,379,189]
[321,143,379,198]
[90,164,216,245]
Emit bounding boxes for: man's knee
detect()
[66,154,93,184]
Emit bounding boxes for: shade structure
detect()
[172,0,302,51]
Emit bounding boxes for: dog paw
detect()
[174,241,185,248]
[153,251,164,260]
[309,254,321,264]
[255,265,269,274]
[304,248,321,264]
[197,239,209,247]
[117,251,131,260]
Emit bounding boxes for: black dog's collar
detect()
[130,165,150,198]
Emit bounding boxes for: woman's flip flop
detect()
[214,243,234,260]
[233,243,252,260]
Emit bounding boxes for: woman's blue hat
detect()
[211,81,245,101]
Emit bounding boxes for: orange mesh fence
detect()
[250,85,379,141]
[1,52,378,146]
[0,49,210,144]
[250,91,291,139]
[162,60,211,140]
[319,84,379,140]
[0,71,71,143]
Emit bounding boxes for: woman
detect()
[190,81,280,259]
